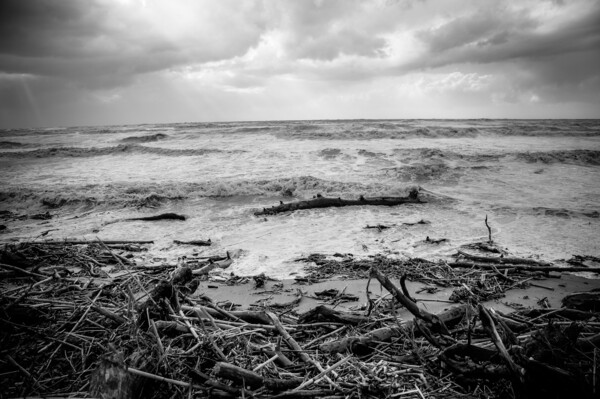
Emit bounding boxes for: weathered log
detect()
[191,258,233,275]
[456,250,551,266]
[319,304,470,353]
[448,261,600,273]
[25,239,155,245]
[298,305,369,325]
[173,239,211,246]
[254,190,423,216]
[125,212,186,221]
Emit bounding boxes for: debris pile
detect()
[1,241,599,398]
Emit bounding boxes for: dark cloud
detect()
[413,3,600,69]
[0,0,265,89]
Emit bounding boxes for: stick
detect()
[478,305,524,383]
[485,215,492,243]
[370,267,449,335]
[266,311,340,389]
[127,367,197,388]
[292,355,352,391]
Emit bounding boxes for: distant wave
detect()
[120,133,169,143]
[492,205,600,219]
[274,120,599,140]
[0,141,27,149]
[276,126,483,140]
[392,148,600,166]
[0,144,243,158]
[0,176,423,210]
[514,150,600,166]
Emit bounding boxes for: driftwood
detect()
[173,239,211,246]
[298,305,369,325]
[457,250,551,266]
[319,304,470,354]
[370,267,449,334]
[23,239,155,245]
[125,212,186,221]
[213,362,302,390]
[4,240,600,398]
[254,189,423,216]
[191,258,233,275]
[449,261,600,273]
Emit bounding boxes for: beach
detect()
[1,119,599,278]
[2,119,600,398]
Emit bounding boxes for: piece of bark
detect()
[255,190,423,216]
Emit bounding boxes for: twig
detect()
[292,355,352,391]
[485,215,492,243]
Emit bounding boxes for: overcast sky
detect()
[1,0,599,128]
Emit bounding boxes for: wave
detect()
[120,133,169,143]
[392,148,600,166]
[514,150,600,166]
[492,205,600,219]
[0,144,243,158]
[0,141,27,149]
[0,176,423,210]
[272,120,600,140]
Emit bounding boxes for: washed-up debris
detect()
[1,240,599,398]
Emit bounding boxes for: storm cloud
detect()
[0,0,598,127]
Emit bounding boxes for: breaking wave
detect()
[514,150,600,166]
[0,141,27,149]
[120,133,169,143]
[0,176,422,210]
[0,144,243,158]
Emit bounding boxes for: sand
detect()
[195,272,600,317]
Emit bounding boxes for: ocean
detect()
[1,119,599,278]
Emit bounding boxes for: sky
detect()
[0,0,599,128]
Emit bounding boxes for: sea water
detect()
[1,119,599,278]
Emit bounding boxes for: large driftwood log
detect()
[448,261,600,273]
[254,189,423,216]
[319,304,470,354]
[456,250,551,266]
